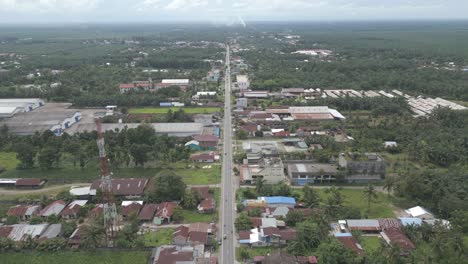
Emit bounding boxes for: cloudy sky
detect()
[0,0,467,23]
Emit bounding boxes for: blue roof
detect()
[334,233,352,237]
[261,196,296,205]
[399,217,422,226]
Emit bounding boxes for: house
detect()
[39,200,67,217]
[193,135,219,149]
[0,226,14,239]
[7,205,41,221]
[236,75,250,90]
[190,152,218,163]
[69,186,96,199]
[404,206,434,220]
[338,153,386,182]
[334,233,364,255]
[241,157,286,184]
[384,141,398,148]
[287,163,338,185]
[173,222,216,246]
[239,227,297,247]
[38,224,62,241]
[89,204,104,218]
[150,244,207,264]
[90,178,149,197]
[244,197,296,209]
[345,219,381,233]
[68,227,84,247]
[240,124,260,136]
[60,200,88,219]
[380,228,415,255]
[14,178,47,189]
[191,187,216,214]
[154,202,178,224]
[121,201,143,220]
[159,79,190,91]
[8,224,49,241]
[139,204,160,222]
[207,69,221,82]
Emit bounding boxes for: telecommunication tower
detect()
[95,119,118,246]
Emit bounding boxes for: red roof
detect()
[241,124,258,132]
[383,228,415,252]
[193,135,219,142]
[238,230,251,240]
[199,198,215,211]
[90,204,103,218]
[250,113,273,119]
[119,83,135,89]
[0,226,13,238]
[138,203,159,221]
[174,225,189,239]
[60,203,83,217]
[191,186,211,200]
[90,178,149,196]
[121,203,142,217]
[190,153,216,161]
[189,231,208,245]
[15,178,45,186]
[155,202,178,218]
[250,217,262,227]
[278,228,297,241]
[7,205,31,217]
[336,236,364,255]
[272,131,290,137]
[157,246,194,264]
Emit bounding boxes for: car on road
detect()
[223,235,227,240]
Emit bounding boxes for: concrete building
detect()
[265,106,345,121]
[90,178,149,198]
[236,75,250,90]
[241,157,285,184]
[287,163,338,185]
[0,103,81,136]
[207,69,221,82]
[0,98,45,112]
[339,153,386,182]
[71,122,206,137]
[0,106,23,118]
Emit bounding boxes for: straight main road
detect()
[220,44,235,264]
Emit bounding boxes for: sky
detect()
[0,0,468,24]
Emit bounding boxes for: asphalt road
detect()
[220,44,235,264]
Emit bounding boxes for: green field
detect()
[181,209,217,223]
[0,152,20,170]
[360,236,382,254]
[0,251,151,264]
[0,162,221,185]
[237,247,274,261]
[129,107,220,114]
[291,188,396,219]
[143,228,174,247]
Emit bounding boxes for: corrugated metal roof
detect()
[260,196,296,205]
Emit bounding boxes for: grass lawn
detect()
[291,188,395,219]
[360,236,382,254]
[237,247,274,261]
[0,152,20,170]
[181,210,217,223]
[0,162,221,185]
[0,251,151,264]
[129,107,220,114]
[143,228,175,247]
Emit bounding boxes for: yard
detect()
[360,236,382,254]
[129,107,220,114]
[237,246,274,261]
[0,251,151,264]
[142,228,175,247]
[181,209,217,223]
[0,152,20,170]
[0,162,221,185]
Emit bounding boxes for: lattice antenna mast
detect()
[95,118,117,246]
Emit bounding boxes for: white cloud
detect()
[165,0,209,11]
[0,0,99,13]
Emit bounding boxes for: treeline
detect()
[0,124,190,170]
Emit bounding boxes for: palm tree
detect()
[363,184,378,212]
[255,178,266,195]
[383,176,396,198]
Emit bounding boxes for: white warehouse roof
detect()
[161,79,190,84]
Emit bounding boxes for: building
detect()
[345,219,381,233]
[157,79,191,91]
[69,186,96,199]
[190,152,218,163]
[239,227,297,247]
[338,153,386,182]
[404,206,434,220]
[186,135,218,151]
[191,187,216,214]
[287,163,338,185]
[119,81,152,93]
[207,69,221,82]
[39,200,67,217]
[121,201,143,220]
[236,75,250,90]
[14,178,47,188]
[244,197,296,209]
[243,91,269,99]
[241,157,286,184]
[293,49,332,56]
[265,106,345,121]
[38,224,62,241]
[334,233,364,255]
[0,103,81,136]
[173,222,216,246]
[242,141,279,156]
[150,244,207,264]
[0,106,23,118]
[0,98,44,113]
[380,228,415,255]
[252,252,318,264]
[60,200,88,219]
[7,205,41,221]
[71,122,206,137]
[90,178,149,197]
[7,224,49,241]
[138,202,178,224]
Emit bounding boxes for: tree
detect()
[61,221,77,237]
[383,176,396,197]
[38,146,60,169]
[363,184,378,212]
[248,208,262,217]
[146,172,187,202]
[181,189,201,210]
[255,178,266,195]
[29,216,43,224]
[235,213,252,231]
[172,208,184,223]
[239,247,251,261]
[315,238,361,264]
[129,143,151,166]
[6,216,19,225]
[303,184,320,208]
[288,220,324,255]
[36,238,67,252]
[0,237,15,252]
[324,186,344,219]
[15,142,36,169]
[285,210,304,227]
[236,129,248,140]
[81,222,105,249]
